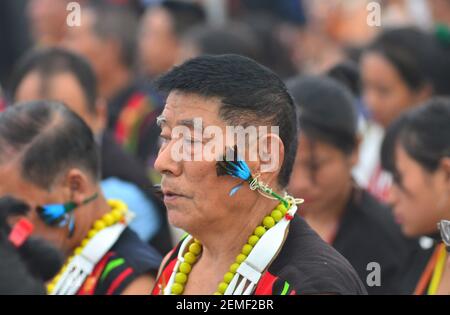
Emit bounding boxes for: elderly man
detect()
[151,54,366,295]
[0,101,161,294]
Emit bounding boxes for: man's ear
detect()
[62,169,90,205]
[256,133,284,185]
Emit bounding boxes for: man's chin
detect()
[166,207,187,228]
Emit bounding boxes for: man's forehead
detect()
[158,91,222,127]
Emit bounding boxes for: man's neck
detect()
[196,195,280,267]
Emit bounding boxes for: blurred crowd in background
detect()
[0,0,450,295]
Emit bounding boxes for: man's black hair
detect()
[9,47,97,113]
[156,54,298,188]
[287,75,357,155]
[0,100,100,189]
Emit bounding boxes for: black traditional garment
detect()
[107,80,164,171]
[332,187,424,294]
[77,227,162,295]
[152,215,367,295]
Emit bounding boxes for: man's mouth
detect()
[161,187,189,203]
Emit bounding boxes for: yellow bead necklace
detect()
[170,202,289,295]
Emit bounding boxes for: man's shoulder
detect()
[89,228,162,295]
[269,216,367,295]
[110,227,162,273]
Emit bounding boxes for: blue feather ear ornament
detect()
[216,146,291,208]
[216,146,251,196]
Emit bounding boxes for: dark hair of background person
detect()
[162,0,206,37]
[181,21,261,62]
[156,54,298,188]
[399,97,450,171]
[8,47,97,112]
[236,0,307,26]
[381,97,450,187]
[240,13,297,79]
[0,100,99,189]
[365,27,450,96]
[287,75,358,155]
[326,60,361,97]
[0,0,31,87]
[380,114,408,181]
[0,196,63,294]
[91,0,147,16]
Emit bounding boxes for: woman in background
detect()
[382,97,450,294]
[287,75,419,294]
[357,27,449,201]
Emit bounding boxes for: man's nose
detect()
[154,141,182,177]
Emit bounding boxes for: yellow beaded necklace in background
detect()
[46,200,128,294]
[169,202,289,295]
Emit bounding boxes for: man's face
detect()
[27,0,68,44]
[14,71,103,133]
[154,91,261,232]
[0,162,71,250]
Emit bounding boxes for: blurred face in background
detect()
[429,0,450,25]
[27,0,69,46]
[289,134,358,215]
[138,7,179,77]
[63,9,111,86]
[388,144,450,237]
[361,52,430,128]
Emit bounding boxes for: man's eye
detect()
[159,135,170,145]
[184,138,201,144]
